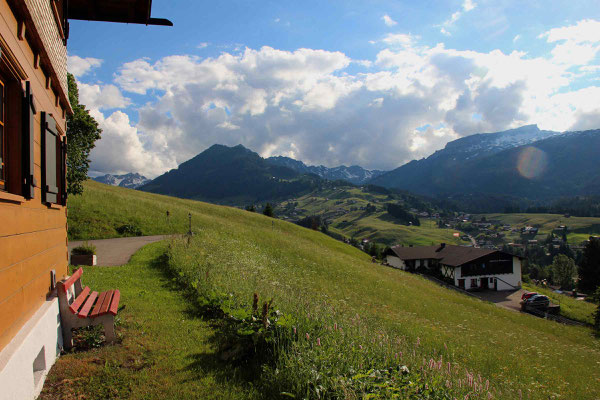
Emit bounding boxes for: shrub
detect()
[71,242,96,255]
[116,223,143,236]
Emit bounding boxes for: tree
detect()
[245,204,256,212]
[579,237,600,293]
[551,254,576,290]
[263,203,274,217]
[593,287,600,336]
[66,73,102,195]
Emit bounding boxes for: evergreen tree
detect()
[263,203,274,217]
[66,73,102,195]
[245,204,256,212]
[578,237,600,293]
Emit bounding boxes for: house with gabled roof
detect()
[385,243,523,291]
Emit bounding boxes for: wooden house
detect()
[385,243,523,291]
[0,1,170,398]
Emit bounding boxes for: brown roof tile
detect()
[389,244,502,267]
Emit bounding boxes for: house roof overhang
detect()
[67,0,173,26]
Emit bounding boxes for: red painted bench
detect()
[57,268,120,349]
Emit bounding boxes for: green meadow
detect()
[278,187,467,246]
[480,213,600,244]
[64,181,600,399]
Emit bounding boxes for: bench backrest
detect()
[57,268,84,309]
[60,267,83,294]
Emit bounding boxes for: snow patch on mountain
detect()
[93,173,150,189]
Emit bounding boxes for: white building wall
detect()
[452,257,522,291]
[386,256,406,270]
[0,296,63,400]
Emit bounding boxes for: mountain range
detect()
[92,173,150,189]
[371,125,600,200]
[132,125,600,207]
[265,156,385,185]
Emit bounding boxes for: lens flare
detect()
[517,146,548,179]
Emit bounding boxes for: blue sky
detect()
[67,0,600,177]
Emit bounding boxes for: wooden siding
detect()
[0,0,67,352]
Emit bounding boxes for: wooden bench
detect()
[57,268,121,349]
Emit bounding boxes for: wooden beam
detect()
[17,20,25,40]
[33,53,39,69]
[45,75,51,90]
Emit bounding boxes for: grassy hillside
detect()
[68,181,600,399]
[277,186,467,246]
[478,213,600,244]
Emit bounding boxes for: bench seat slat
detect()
[108,290,120,316]
[90,291,109,318]
[78,291,98,318]
[98,290,114,316]
[69,286,90,314]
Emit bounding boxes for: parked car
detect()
[521,291,537,301]
[522,294,550,310]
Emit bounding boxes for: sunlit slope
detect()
[280,187,467,246]
[69,180,600,399]
[481,213,600,244]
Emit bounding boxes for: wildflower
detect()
[316,338,321,346]
[416,337,420,346]
[394,353,398,359]
[306,333,310,340]
[447,362,451,374]
[293,327,297,335]
[359,345,363,350]
[334,323,338,331]
[444,342,448,351]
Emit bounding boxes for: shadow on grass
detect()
[146,249,269,389]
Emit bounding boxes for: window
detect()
[41,112,66,206]
[470,278,478,288]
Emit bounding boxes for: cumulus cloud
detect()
[78,19,600,178]
[539,19,600,67]
[382,14,398,27]
[78,82,131,110]
[88,110,177,177]
[68,55,102,77]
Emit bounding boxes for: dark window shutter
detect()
[21,81,36,198]
[41,112,58,204]
[60,136,67,205]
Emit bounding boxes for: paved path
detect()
[473,289,527,312]
[68,235,171,266]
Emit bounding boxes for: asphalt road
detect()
[473,289,527,312]
[68,235,171,266]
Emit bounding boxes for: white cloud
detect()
[382,14,398,27]
[462,0,476,12]
[513,34,521,43]
[67,55,102,77]
[439,0,477,35]
[380,33,415,46]
[542,19,600,44]
[197,42,209,49]
[539,19,600,67]
[89,111,177,177]
[77,20,599,178]
[78,82,130,110]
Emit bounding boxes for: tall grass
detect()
[71,182,600,399]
